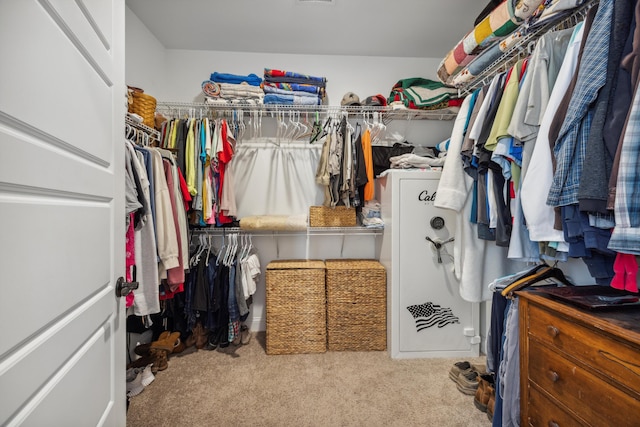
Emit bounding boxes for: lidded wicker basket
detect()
[265,260,327,355]
[127,86,156,128]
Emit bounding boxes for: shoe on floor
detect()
[240,324,251,345]
[140,364,155,387]
[454,370,479,395]
[449,361,471,382]
[486,387,496,421]
[126,372,145,398]
[150,348,169,371]
[474,373,494,412]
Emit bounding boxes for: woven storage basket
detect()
[309,206,356,227]
[266,260,327,355]
[128,90,157,128]
[325,259,387,351]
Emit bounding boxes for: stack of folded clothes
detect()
[360,200,384,229]
[202,72,264,105]
[262,68,326,105]
[387,78,462,113]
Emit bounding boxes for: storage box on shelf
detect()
[325,259,386,351]
[265,259,327,355]
[309,206,357,228]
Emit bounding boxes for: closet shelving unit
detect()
[456,0,599,97]
[125,114,161,142]
[155,101,458,123]
[191,226,383,259]
[155,101,444,240]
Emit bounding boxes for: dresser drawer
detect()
[529,341,640,427]
[528,303,640,395]
[527,385,586,427]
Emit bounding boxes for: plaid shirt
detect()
[547,0,613,207]
[609,85,640,254]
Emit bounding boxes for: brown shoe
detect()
[486,385,496,422]
[151,331,181,353]
[150,348,169,371]
[474,374,494,412]
[127,354,154,370]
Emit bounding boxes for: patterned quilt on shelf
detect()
[437,0,544,86]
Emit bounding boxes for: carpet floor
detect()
[126,332,492,427]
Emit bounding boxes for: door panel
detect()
[0,0,125,425]
[0,0,114,163]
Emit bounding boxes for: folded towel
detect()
[210,72,263,86]
[240,215,308,231]
[202,80,221,97]
[263,93,321,105]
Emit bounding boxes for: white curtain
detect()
[231,140,323,218]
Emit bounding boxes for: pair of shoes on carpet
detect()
[126,364,155,397]
[231,324,252,346]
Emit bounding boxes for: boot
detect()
[150,348,169,372]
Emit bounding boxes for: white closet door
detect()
[0,0,126,425]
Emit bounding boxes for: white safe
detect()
[377,170,480,359]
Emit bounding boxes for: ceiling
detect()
[125,0,486,58]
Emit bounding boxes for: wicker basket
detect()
[265,260,327,355]
[128,89,156,129]
[325,259,387,351]
[309,206,356,227]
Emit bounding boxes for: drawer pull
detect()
[546,325,560,337]
[547,370,560,382]
[548,422,560,427]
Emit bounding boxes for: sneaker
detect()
[449,361,472,382]
[140,364,155,387]
[126,372,145,397]
[240,324,251,345]
[455,370,479,395]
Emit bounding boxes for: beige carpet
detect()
[127,332,491,427]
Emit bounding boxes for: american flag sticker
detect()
[406,302,460,332]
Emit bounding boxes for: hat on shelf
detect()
[363,94,388,107]
[341,92,361,106]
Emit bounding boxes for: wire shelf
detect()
[155,101,458,122]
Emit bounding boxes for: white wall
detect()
[125,6,166,97]
[159,49,456,145]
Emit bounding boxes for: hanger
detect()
[501,263,573,298]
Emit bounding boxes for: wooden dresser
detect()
[518,290,640,427]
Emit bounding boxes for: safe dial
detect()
[430,216,445,230]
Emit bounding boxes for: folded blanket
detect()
[388,78,459,109]
[204,97,263,106]
[450,30,524,87]
[218,82,264,98]
[263,85,318,98]
[437,0,544,85]
[263,82,323,95]
[263,93,321,105]
[240,214,308,231]
[210,72,263,86]
[264,68,326,85]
